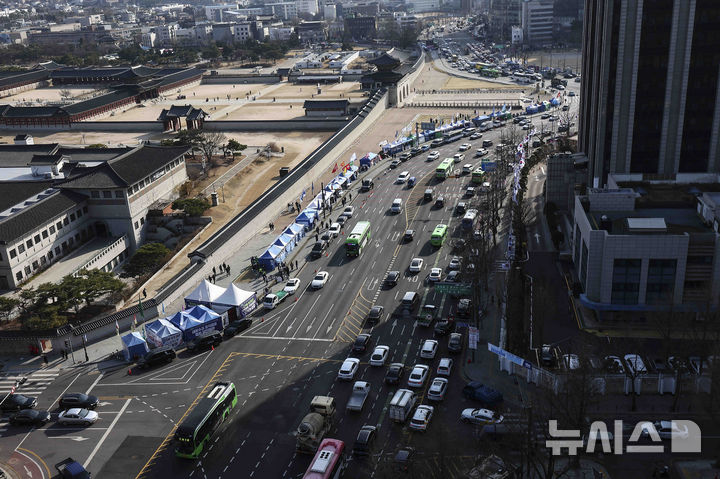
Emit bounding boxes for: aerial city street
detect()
[1,2,720,479]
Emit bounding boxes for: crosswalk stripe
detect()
[0,369,60,396]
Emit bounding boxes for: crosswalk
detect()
[0,367,61,397]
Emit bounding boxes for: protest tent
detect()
[145,318,183,349]
[295,209,318,227]
[257,244,286,271]
[184,280,225,308]
[187,304,223,331]
[273,233,295,252]
[359,152,377,167]
[284,223,305,240]
[213,283,257,319]
[122,331,149,361]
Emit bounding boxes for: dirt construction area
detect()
[262,81,365,100]
[0,86,99,104]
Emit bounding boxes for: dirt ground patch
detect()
[262,82,365,100]
[442,76,527,90]
[0,86,98,103]
[224,103,304,121]
[175,83,272,101]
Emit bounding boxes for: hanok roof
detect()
[367,53,401,68]
[0,181,53,214]
[0,144,59,167]
[29,154,67,165]
[157,105,207,121]
[303,99,349,110]
[59,145,190,189]
[0,189,86,242]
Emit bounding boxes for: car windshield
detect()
[314,274,324,281]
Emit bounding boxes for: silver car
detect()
[58,408,98,427]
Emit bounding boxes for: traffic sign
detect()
[468,326,479,350]
[434,282,472,295]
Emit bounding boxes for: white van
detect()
[390,198,403,213]
[396,171,410,183]
[389,389,417,423]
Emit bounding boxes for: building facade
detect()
[521,0,554,46]
[579,0,720,188]
[0,145,189,290]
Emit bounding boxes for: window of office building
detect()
[42,230,48,239]
[63,218,69,226]
[611,259,641,304]
[9,249,15,259]
[18,244,25,253]
[16,272,22,281]
[34,234,40,243]
[56,221,62,230]
[77,209,82,218]
[49,225,55,234]
[55,246,60,255]
[26,239,32,248]
[646,259,676,304]
[580,242,589,287]
[103,191,112,199]
[70,213,76,222]
[24,266,30,275]
[91,191,100,198]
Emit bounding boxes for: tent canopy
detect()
[187,304,220,321]
[122,331,149,361]
[259,244,284,260]
[284,223,305,238]
[214,283,255,307]
[185,280,225,304]
[167,311,203,330]
[122,331,146,347]
[273,233,294,247]
[146,318,181,337]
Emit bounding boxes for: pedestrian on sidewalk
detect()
[315,233,319,241]
[226,265,231,275]
[295,260,298,270]
[61,348,66,360]
[263,274,268,284]
[212,266,216,275]
[42,354,48,367]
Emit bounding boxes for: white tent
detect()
[213,283,258,319]
[184,279,225,308]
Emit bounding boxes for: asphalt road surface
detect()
[0,108,575,479]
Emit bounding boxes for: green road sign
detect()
[434,282,472,295]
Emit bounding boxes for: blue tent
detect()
[550,97,560,106]
[145,318,182,349]
[121,331,149,361]
[526,105,539,114]
[187,305,223,332]
[273,233,295,251]
[359,152,377,167]
[167,311,205,341]
[258,244,286,271]
[295,209,318,227]
[284,223,305,240]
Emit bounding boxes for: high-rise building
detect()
[521,0,553,46]
[579,0,720,188]
[488,0,521,41]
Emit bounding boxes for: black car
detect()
[353,425,377,457]
[59,393,99,410]
[434,319,454,337]
[10,409,50,426]
[403,230,415,242]
[0,394,37,412]
[410,147,421,156]
[457,298,472,317]
[187,331,223,353]
[352,333,371,353]
[137,347,176,369]
[434,197,445,208]
[394,447,414,472]
[446,270,460,282]
[310,240,328,259]
[384,271,400,288]
[385,363,405,384]
[448,332,464,353]
[224,319,252,338]
[368,306,384,323]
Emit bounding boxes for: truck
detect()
[389,389,416,423]
[346,381,370,412]
[360,177,374,192]
[55,458,91,479]
[295,396,336,454]
[263,290,288,309]
[416,304,437,327]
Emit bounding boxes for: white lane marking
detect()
[84,398,131,468]
[84,373,103,395]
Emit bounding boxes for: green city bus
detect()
[471,167,485,184]
[430,224,449,247]
[481,68,501,78]
[436,158,454,179]
[175,381,237,459]
[345,221,371,257]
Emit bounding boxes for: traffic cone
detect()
[211,345,214,351]
[128,368,132,375]
[261,317,265,322]
[295,297,298,302]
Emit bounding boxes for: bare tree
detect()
[59,88,72,101]
[196,131,227,169]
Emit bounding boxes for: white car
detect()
[476,148,488,157]
[437,357,453,376]
[453,153,465,163]
[343,206,355,218]
[459,143,472,152]
[369,346,390,367]
[338,358,360,380]
[409,258,424,273]
[407,364,430,388]
[311,271,329,289]
[427,151,440,161]
[427,377,448,401]
[420,340,438,359]
[396,171,410,183]
[428,268,443,282]
[624,354,647,375]
[58,408,98,427]
[639,420,690,440]
[328,223,341,237]
[409,405,434,431]
[461,408,504,425]
[283,278,301,294]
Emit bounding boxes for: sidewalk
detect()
[553,458,611,479]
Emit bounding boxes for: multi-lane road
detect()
[0,82,581,479]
